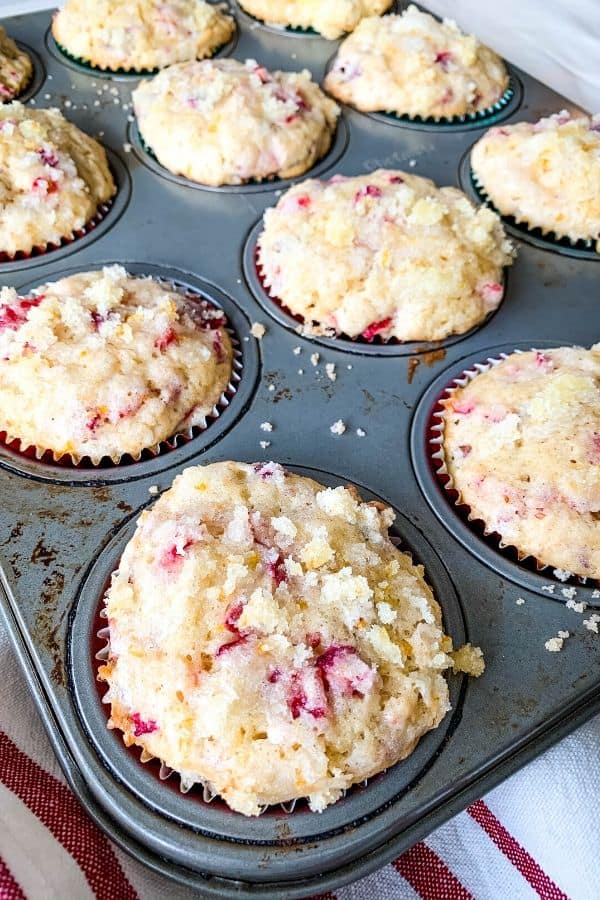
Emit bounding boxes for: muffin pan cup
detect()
[1,6,599,898]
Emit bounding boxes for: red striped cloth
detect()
[1,628,596,899]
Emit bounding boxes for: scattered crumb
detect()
[325,363,336,382]
[148,485,159,495]
[592,589,600,599]
[127,115,135,122]
[553,568,572,582]
[123,142,132,153]
[260,422,273,432]
[330,419,346,435]
[451,643,485,677]
[347,364,353,370]
[566,598,586,614]
[356,428,366,437]
[409,159,417,167]
[93,100,100,107]
[268,384,275,392]
[310,352,320,366]
[516,597,525,606]
[250,322,266,339]
[44,93,51,100]
[545,637,564,652]
[583,614,600,633]
[561,586,577,600]
[291,52,297,59]
[293,346,301,355]
[558,630,570,639]
[259,440,271,449]
[64,99,72,108]
[298,368,304,375]
[541,584,555,594]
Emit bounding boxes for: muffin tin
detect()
[0,4,598,898]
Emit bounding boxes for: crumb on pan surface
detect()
[100,461,481,815]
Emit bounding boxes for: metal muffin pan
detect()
[0,5,598,898]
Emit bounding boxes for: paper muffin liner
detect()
[54,34,233,76]
[254,244,501,346]
[373,78,515,127]
[428,349,597,586]
[0,283,242,468]
[470,167,598,252]
[0,198,114,264]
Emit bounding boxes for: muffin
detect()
[238,0,393,40]
[0,266,233,463]
[440,345,600,579]
[325,5,509,120]
[132,58,340,186]
[471,111,600,250]
[52,0,234,72]
[257,169,514,342]
[0,103,115,258]
[0,27,33,102]
[99,461,481,815]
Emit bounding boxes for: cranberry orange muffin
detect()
[52,0,234,72]
[0,266,233,463]
[471,112,600,249]
[99,461,481,815]
[258,169,514,342]
[238,0,393,39]
[0,103,115,258]
[441,346,600,579]
[132,58,340,186]
[325,5,509,120]
[0,27,33,102]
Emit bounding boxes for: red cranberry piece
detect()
[267,667,281,683]
[451,398,476,415]
[0,294,44,333]
[159,538,194,572]
[307,632,321,649]
[132,713,158,736]
[296,194,311,208]
[434,50,453,71]
[225,600,244,634]
[265,552,287,586]
[361,317,392,341]
[388,175,404,184]
[38,148,59,167]
[32,177,59,195]
[355,184,383,203]
[212,329,225,362]
[216,634,249,657]
[154,327,176,352]
[287,668,327,719]
[316,644,375,698]
[253,66,271,84]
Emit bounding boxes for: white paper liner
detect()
[0,279,242,467]
[429,348,595,584]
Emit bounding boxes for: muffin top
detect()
[100,460,474,815]
[441,345,600,579]
[238,0,393,40]
[324,5,509,119]
[0,26,33,102]
[471,111,600,248]
[133,58,340,186]
[51,0,234,72]
[0,266,233,463]
[258,169,514,342]
[0,103,115,257]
